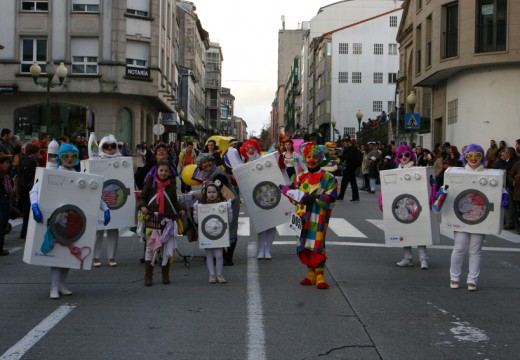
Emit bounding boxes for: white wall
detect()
[446,65,520,150]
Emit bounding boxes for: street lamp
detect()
[407,90,417,145]
[330,116,336,142]
[356,109,363,133]
[29,61,68,136]
[177,108,185,144]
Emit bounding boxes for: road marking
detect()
[328,218,367,237]
[247,241,266,360]
[9,218,23,227]
[238,217,250,237]
[1,304,76,360]
[6,247,23,254]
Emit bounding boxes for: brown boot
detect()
[161,263,170,284]
[144,261,153,286]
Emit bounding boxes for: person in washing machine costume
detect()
[282,142,338,289]
[445,144,508,291]
[93,134,121,267]
[240,139,278,260]
[30,144,110,299]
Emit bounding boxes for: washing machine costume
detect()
[81,134,136,267]
[438,144,507,291]
[380,145,437,269]
[282,142,338,289]
[24,143,110,299]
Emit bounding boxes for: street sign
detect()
[405,113,421,130]
[153,124,165,135]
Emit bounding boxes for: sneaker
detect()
[108,259,118,267]
[420,259,429,269]
[49,288,60,299]
[93,258,101,267]
[58,286,73,296]
[265,253,272,260]
[216,275,227,283]
[209,275,217,283]
[396,258,414,267]
[450,280,460,289]
[467,283,477,291]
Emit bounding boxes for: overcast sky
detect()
[195,0,335,136]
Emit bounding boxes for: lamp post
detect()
[178,108,185,144]
[330,116,336,142]
[29,61,68,136]
[406,90,417,145]
[356,109,363,133]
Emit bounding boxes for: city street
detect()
[1,183,520,360]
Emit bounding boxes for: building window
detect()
[353,43,362,54]
[416,25,422,74]
[443,2,459,58]
[72,0,100,12]
[126,0,149,17]
[21,0,48,11]
[126,41,149,67]
[339,43,348,54]
[426,15,432,67]
[388,73,397,84]
[389,43,398,55]
[390,16,398,27]
[20,39,47,73]
[476,0,507,53]
[448,99,458,125]
[374,43,384,55]
[373,72,383,84]
[388,101,396,113]
[338,72,348,83]
[352,72,362,83]
[373,101,383,113]
[345,127,356,139]
[71,38,99,74]
[126,58,147,67]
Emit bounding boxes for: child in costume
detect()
[30,144,110,299]
[137,160,186,286]
[93,135,120,267]
[448,144,506,291]
[240,139,278,259]
[193,181,232,283]
[283,142,338,289]
[393,145,430,269]
[281,138,306,180]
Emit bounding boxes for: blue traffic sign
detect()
[405,113,420,130]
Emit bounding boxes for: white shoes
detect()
[50,288,60,299]
[450,280,460,289]
[216,275,226,283]
[59,286,73,296]
[420,259,429,269]
[209,275,217,283]
[93,258,101,267]
[468,283,477,291]
[396,258,414,267]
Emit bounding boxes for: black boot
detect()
[224,242,236,266]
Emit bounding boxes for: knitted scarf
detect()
[155,178,171,213]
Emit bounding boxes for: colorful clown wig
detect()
[196,152,215,167]
[153,141,171,155]
[58,143,80,167]
[240,139,262,160]
[302,142,325,162]
[394,145,416,165]
[461,143,487,167]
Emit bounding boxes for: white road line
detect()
[1,304,76,360]
[6,247,23,254]
[238,217,250,237]
[247,241,266,360]
[276,222,294,237]
[328,218,367,238]
[9,218,23,227]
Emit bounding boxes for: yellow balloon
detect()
[181,164,201,186]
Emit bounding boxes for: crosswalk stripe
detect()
[238,217,250,237]
[328,218,366,238]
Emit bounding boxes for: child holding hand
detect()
[193,181,232,283]
[137,160,186,286]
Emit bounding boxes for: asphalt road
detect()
[1,181,520,360]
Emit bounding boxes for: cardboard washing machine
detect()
[197,202,230,249]
[381,166,440,247]
[442,167,505,234]
[23,168,104,270]
[81,157,136,230]
[232,152,293,233]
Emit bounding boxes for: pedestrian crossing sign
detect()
[405,114,420,130]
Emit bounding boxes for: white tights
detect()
[403,245,428,260]
[94,229,119,260]
[450,231,485,285]
[206,248,224,276]
[50,267,69,291]
[257,227,276,258]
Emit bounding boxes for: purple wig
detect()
[394,145,416,165]
[461,144,487,167]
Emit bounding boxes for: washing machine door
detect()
[252,181,282,210]
[49,205,87,245]
[101,179,130,210]
[201,213,228,240]
[453,189,491,225]
[392,194,422,224]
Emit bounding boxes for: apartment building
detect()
[398,0,520,148]
[0,0,185,146]
[205,41,222,138]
